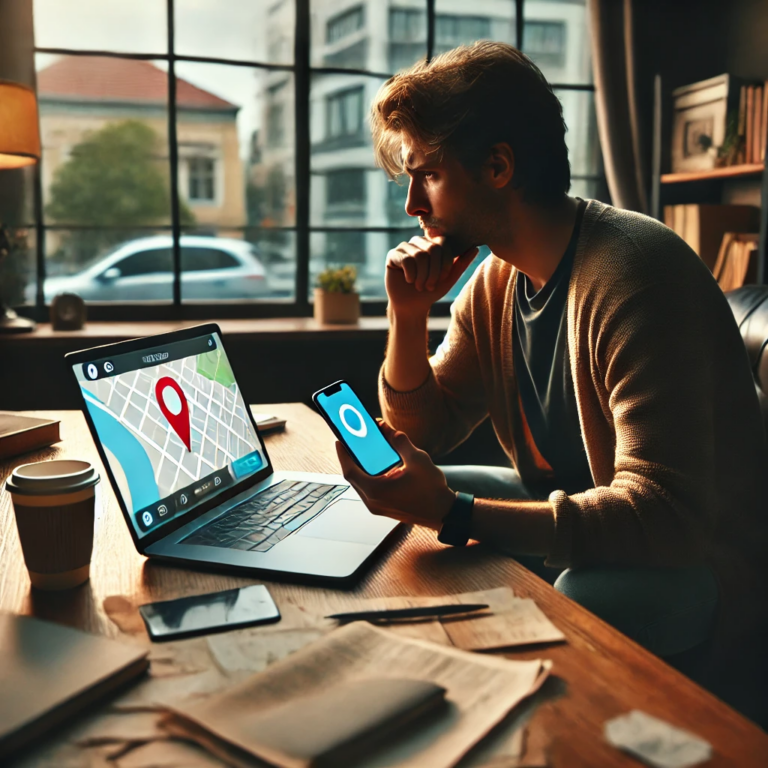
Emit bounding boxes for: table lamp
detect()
[0,80,40,333]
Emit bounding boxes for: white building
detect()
[255,0,595,297]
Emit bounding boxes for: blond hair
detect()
[371,41,570,206]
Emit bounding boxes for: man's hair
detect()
[371,41,570,206]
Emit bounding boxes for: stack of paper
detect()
[163,622,552,768]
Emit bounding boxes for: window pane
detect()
[172,63,296,302]
[433,1,516,53]
[33,0,167,54]
[389,6,428,72]
[311,0,428,72]
[555,88,602,178]
[522,0,592,86]
[310,74,390,228]
[175,0,294,65]
[43,228,173,304]
[37,53,172,235]
[310,227,421,300]
[181,227,296,301]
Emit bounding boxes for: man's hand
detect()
[335,420,455,530]
[385,236,478,318]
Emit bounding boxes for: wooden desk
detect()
[1,405,767,766]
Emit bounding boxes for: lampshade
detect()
[0,81,40,169]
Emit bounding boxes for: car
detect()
[34,235,270,303]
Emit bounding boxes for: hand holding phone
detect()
[312,381,403,476]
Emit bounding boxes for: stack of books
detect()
[736,80,768,164]
[712,232,760,293]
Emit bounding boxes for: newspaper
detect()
[163,622,552,768]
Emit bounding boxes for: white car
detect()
[36,235,269,302]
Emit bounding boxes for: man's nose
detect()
[405,179,429,218]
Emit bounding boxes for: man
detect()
[335,41,768,716]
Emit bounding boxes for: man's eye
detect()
[423,171,436,179]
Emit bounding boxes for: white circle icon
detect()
[86,364,98,380]
[339,404,367,438]
[142,511,153,526]
[104,361,114,373]
[161,385,183,416]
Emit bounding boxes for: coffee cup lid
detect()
[6,460,100,496]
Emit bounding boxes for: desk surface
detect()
[1,405,766,766]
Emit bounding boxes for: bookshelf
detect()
[651,75,768,283]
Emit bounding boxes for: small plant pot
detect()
[313,288,360,324]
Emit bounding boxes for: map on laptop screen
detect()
[73,332,266,538]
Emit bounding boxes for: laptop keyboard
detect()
[181,480,345,553]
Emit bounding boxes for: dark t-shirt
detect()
[513,199,592,495]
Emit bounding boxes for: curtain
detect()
[587,0,648,213]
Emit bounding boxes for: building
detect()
[254,0,596,297]
[37,55,245,266]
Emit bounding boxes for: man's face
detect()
[401,144,494,254]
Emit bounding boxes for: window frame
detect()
[26,0,605,321]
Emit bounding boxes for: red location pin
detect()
[155,376,192,452]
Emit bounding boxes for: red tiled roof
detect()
[37,56,238,111]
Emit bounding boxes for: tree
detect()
[46,120,194,269]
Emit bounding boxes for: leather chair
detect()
[725,285,768,426]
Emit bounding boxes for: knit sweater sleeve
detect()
[378,279,490,457]
[547,271,726,569]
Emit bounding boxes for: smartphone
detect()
[312,380,403,476]
[138,583,280,641]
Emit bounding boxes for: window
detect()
[24,0,600,318]
[114,248,173,277]
[326,87,364,140]
[182,247,239,271]
[326,169,366,206]
[327,6,364,44]
[524,20,566,68]
[435,15,491,48]
[188,158,215,202]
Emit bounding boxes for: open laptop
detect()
[65,324,399,583]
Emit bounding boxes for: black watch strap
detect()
[438,492,474,546]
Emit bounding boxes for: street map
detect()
[79,347,262,516]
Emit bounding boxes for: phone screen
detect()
[315,382,402,476]
[139,584,280,641]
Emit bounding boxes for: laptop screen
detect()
[72,330,266,539]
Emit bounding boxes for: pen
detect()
[325,603,490,623]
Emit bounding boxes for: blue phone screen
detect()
[317,383,402,475]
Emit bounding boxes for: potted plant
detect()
[313,265,360,324]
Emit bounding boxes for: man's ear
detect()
[483,143,514,189]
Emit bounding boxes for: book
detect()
[752,86,763,164]
[746,85,754,164]
[0,613,149,759]
[251,411,287,434]
[663,204,760,273]
[762,79,768,163]
[738,84,747,164]
[0,412,61,460]
[713,232,760,292]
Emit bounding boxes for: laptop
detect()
[65,324,399,583]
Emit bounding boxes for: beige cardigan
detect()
[380,200,768,707]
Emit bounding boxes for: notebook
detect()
[0,613,149,759]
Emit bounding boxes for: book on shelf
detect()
[752,85,763,164]
[0,412,61,460]
[713,232,760,292]
[663,204,760,273]
[762,79,768,162]
[737,80,767,165]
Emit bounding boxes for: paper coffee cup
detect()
[6,459,100,591]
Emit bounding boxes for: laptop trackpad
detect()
[296,499,393,545]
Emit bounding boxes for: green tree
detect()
[46,120,194,270]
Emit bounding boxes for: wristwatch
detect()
[437,492,475,546]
